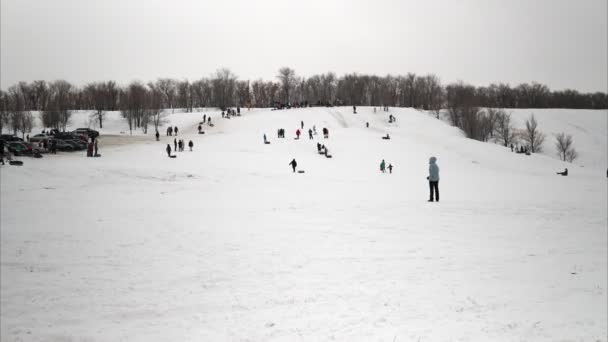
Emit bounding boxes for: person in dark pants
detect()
[308,129,313,140]
[174,138,177,152]
[94,139,98,156]
[156,130,160,141]
[289,158,297,172]
[166,144,171,157]
[556,168,568,176]
[188,140,193,151]
[174,126,178,136]
[388,163,393,174]
[427,156,440,202]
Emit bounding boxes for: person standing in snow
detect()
[289,158,297,173]
[94,139,98,156]
[167,126,172,136]
[388,163,393,174]
[263,134,268,143]
[313,125,317,135]
[188,140,193,151]
[317,142,322,153]
[380,159,386,173]
[308,129,313,140]
[301,121,304,129]
[427,156,440,202]
[174,138,177,152]
[353,105,357,114]
[203,114,207,123]
[166,144,172,157]
[174,126,178,136]
[366,122,369,128]
[198,124,202,134]
[296,129,301,139]
[156,130,160,141]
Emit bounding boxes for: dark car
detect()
[52,139,75,152]
[0,134,24,142]
[73,128,99,139]
[53,133,81,141]
[65,140,86,150]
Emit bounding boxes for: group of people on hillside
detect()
[166,126,179,136]
[166,139,193,157]
[316,142,331,158]
[510,143,531,155]
[221,107,240,118]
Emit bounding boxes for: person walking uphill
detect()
[427,156,440,202]
[166,144,172,157]
[289,158,297,173]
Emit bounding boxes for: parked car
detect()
[6,141,33,156]
[29,133,52,143]
[52,139,75,152]
[72,128,99,139]
[0,134,24,142]
[53,133,81,141]
[65,139,86,150]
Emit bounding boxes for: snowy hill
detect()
[1,106,606,341]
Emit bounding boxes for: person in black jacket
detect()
[188,140,193,151]
[289,158,297,172]
[166,144,171,157]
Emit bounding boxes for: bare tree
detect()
[146,82,168,132]
[19,111,34,138]
[236,80,251,107]
[121,82,148,134]
[494,110,516,147]
[0,90,9,134]
[522,114,546,153]
[211,68,237,110]
[177,80,192,112]
[84,82,107,128]
[565,148,578,162]
[277,67,296,104]
[555,132,577,162]
[156,78,177,113]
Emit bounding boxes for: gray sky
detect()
[1,0,607,92]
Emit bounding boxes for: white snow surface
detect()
[1,106,606,341]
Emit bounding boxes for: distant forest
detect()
[1,67,606,135]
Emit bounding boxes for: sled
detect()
[264,141,271,144]
[382,137,390,140]
[198,131,205,134]
[9,160,23,166]
[33,152,43,158]
[94,154,102,157]
[325,155,333,158]
[297,170,305,173]
[169,155,177,159]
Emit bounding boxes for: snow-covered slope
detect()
[1,107,606,341]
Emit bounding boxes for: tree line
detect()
[1,67,606,136]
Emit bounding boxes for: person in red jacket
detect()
[296,129,301,139]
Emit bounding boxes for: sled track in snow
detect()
[328,110,349,128]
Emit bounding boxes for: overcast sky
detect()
[1,0,606,92]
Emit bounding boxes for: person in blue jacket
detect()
[427,156,440,202]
